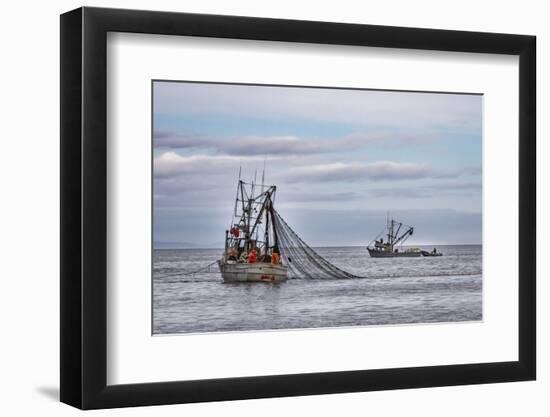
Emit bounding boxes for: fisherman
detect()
[271,247,280,264]
[432,248,437,254]
[227,246,237,261]
[248,248,257,264]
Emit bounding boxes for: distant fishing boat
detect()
[367,215,422,258]
[218,172,288,283]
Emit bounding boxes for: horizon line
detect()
[153,243,483,250]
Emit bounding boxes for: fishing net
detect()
[272,209,360,279]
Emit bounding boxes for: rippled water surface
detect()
[153,245,482,334]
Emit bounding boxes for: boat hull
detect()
[367,248,422,258]
[218,260,288,282]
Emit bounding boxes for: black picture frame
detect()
[60,6,536,410]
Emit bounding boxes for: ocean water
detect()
[153,245,482,334]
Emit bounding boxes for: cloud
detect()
[154,130,176,139]
[363,161,433,181]
[153,129,439,156]
[154,130,327,155]
[432,165,482,179]
[154,151,479,184]
[369,182,481,199]
[277,191,360,204]
[214,135,324,156]
[285,161,433,183]
[154,130,209,148]
[153,81,482,134]
[153,152,264,179]
[154,148,482,201]
[153,178,220,197]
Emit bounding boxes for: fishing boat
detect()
[367,216,422,258]
[218,173,288,283]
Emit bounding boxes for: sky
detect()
[153,81,482,248]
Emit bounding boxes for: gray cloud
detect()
[154,178,221,198]
[154,81,482,134]
[217,135,325,156]
[154,130,210,148]
[432,165,482,179]
[284,161,433,183]
[154,152,432,183]
[277,191,360,204]
[154,129,440,156]
[153,152,267,179]
[154,151,480,185]
[369,182,481,199]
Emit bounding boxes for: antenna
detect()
[233,165,242,225]
[252,168,257,198]
[261,156,266,191]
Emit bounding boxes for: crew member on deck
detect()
[271,248,280,264]
[227,246,237,261]
[248,248,257,263]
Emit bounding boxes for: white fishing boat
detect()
[218,172,288,283]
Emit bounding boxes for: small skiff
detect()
[421,250,443,257]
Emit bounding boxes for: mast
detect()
[261,157,266,191]
[247,195,252,250]
[226,165,278,258]
[386,212,391,245]
[252,169,257,198]
[232,165,242,221]
[264,195,270,255]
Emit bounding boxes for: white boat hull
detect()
[218,260,288,283]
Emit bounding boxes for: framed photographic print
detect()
[60,6,536,409]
